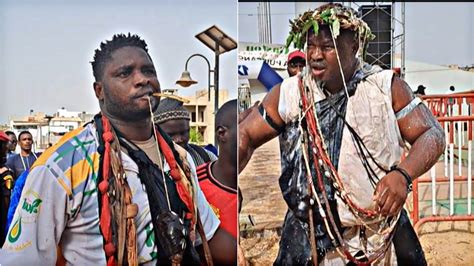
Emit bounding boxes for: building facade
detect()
[8,108,95,152]
[183,89,229,145]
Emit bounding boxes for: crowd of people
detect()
[0,33,237,265]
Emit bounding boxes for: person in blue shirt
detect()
[5,131,41,180]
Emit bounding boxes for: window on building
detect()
[191,112,196,122]
[200,111,204,122]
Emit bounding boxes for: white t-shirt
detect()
[0,123,219,265]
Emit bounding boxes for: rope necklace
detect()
[20,152,37,171]
[95,89,208,265]
[148,95,172,211]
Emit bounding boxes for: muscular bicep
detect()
[239,84,285,171]
[240,83,285,145]
[392,77,443,144]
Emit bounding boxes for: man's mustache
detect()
[309,61,327,69]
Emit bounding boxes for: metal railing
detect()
[411,93,474,233]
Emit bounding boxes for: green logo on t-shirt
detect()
[20,189,43,223]
[8,217,22,243]
[22,198,42,214]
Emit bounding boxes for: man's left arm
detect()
[374,76,446,216]
[186,153,237,264]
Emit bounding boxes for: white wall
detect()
[395,57,474,94]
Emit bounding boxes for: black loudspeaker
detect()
[359,5,392,69]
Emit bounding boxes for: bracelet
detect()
[390,165,413,192]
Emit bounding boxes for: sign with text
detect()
[238,42,289,70]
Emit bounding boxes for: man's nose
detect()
[311,47,324,61]
[134,71,150,87]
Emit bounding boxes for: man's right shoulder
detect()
[277,75,302,124]
[33,124,98,167]
[6,153,19,163]
[281,75,299,89]
[31,124,100,196]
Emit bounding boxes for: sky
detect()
[239,2,474,67]
[0,0,237,124]
[1,2,472,124]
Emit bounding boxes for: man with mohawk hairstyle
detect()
[1,33,236,265]
[239,3,445,265]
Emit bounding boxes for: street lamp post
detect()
[176,53,214,102]
[176,54,215,145]
[175,25,237,146]
[213,42,219,120]
[176,53,219,121]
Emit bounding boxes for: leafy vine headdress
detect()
[285,3,375,61]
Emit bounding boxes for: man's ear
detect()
[216,126,227,142]
[93,82,104,101]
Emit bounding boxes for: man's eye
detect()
[118,71,130,77]
[117,68,132,77]
[144,69,156,75]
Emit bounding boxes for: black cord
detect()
[389,165,413,192]
[324,96,389,188]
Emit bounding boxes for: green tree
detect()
[189,127,204,144]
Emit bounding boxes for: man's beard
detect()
[314,79,327,91]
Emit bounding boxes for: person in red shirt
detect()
[197,99,237,238]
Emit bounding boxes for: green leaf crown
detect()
[285,3,375,59]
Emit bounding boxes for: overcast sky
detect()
[239,2,473,67]
[1,2,472,124]
[0,0,237,124]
